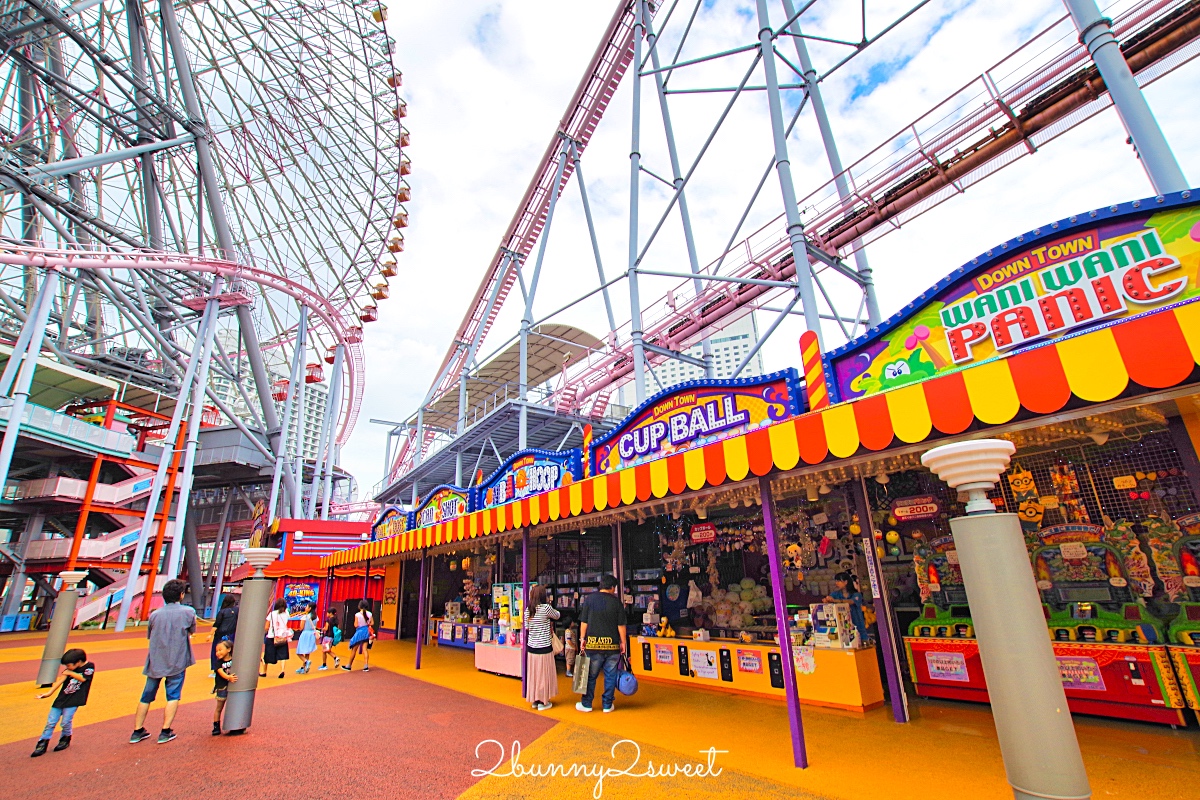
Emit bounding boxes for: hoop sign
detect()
[591,370,803,475]
[414,485,469,528]
[475,448,581,510]
[371,505,409,539]
[690,523,717,543]
[891,495,940,522]
[828,193,1200,401]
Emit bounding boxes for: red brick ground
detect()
[2,668,556,799]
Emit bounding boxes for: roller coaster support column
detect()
[116,288,220,630]
[167,277,226,578]
[307,346,339,518]
[270,311,306,520]
[0,265,61,492]
[320,344,344,520]
[756,0,822,347]
[1063,0,1187,194]
[781,0,879,327]
[291,313,310,518]
[645,4,714,377]
[923,440,1090,800]
[161,0,299,509]
[520,142,570,448]
[627,0,648,405]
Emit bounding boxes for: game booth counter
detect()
[325,191,1200,755]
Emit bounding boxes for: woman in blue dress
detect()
[294,606,318,673]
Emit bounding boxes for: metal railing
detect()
[0,401,134,455]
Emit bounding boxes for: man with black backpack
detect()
[575,574,627,713]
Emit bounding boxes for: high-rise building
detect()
[642,314,764,398]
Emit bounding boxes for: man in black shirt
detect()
[576,574,627,713]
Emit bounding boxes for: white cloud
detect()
[344,0,1200,496]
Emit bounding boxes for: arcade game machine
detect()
[1165,513,1200,711]
[906,521,1187,724]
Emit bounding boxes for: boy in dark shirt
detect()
[212,639,237,735]
[576,574,627,713]
[32,648,94,756]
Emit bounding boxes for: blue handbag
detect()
[617,655,639,696]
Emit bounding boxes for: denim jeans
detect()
[140,672,186,703]
[581,651,622,710]
[42,706,77,739]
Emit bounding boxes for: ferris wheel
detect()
[0,0,406,448]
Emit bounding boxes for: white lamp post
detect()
[922,440,1090,800]
[222,547,280,733]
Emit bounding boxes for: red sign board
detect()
[690,523,717,543]
[891,495,940,522]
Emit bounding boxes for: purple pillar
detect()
[415,551,428,669]
[759,475,809,769]
[851,478,910,723]
[521,527,529,698]
[363,558,371,601]
[395,559,405,638]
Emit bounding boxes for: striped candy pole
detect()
[800,330,830,411]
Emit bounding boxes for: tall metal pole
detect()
[292,318,309,518]
[127,0,164,250]
[415,550,428,669]
[206,490,234,616]
[1063,0,1188,194]
[645,7,713,377]
[306,358,337,518]
[269,311,307,520]
[780,0,879,326]
[160,0,295,506]
[852,478,909,723]
[35,571,88,687]
[0,267,61,490]
[760,475,808,768]
[223,548,280,733]
[571,143,618,335]
[116,295,217,631]
[319,344,344,520]
[628,0,648,404]
[521,527,529,698]
[756,0,822,346]
[166,278,226,578]
[520,143,570,448]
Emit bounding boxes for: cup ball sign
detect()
[891,495,941,522]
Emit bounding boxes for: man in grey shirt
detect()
[130,579,196,744]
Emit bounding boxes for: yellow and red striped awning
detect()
[323,303,1200,567]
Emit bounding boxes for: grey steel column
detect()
[205,491,235,616]
[319,344,344,520]
[126,0,163,250]
[455,451,463,487]
[166,278,226,578]
[182,515,204,607]
[923,441,1090,800]
[645,8,714,376]
[780,0,879,326]
[0,267,61,490]
[160,0,294,506]
[628,0,648,404]
[1064,0,1187,195]
[116,292,218,631]
[268,310,307,520]
[413,406,425,467]
[520,143,570,449]
[571,143,618,334]
[0,512,43,618]
[223,548,280,733]
[756,0,823,345]
[35,571,89,687]
[291,323,309,519]
[306,354,337,518]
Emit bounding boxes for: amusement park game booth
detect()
[230,518,386,633]
[325,191,1200,749]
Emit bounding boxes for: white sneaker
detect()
[538,702,553,711]
[602,706,615,713]
[575,702,592,713]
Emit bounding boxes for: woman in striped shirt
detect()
[523,585,561,711]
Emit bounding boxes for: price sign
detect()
[891,495,941,522]
[1059,542,1088,560]
[690,523,717,543]
[1113,476,1138,490]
